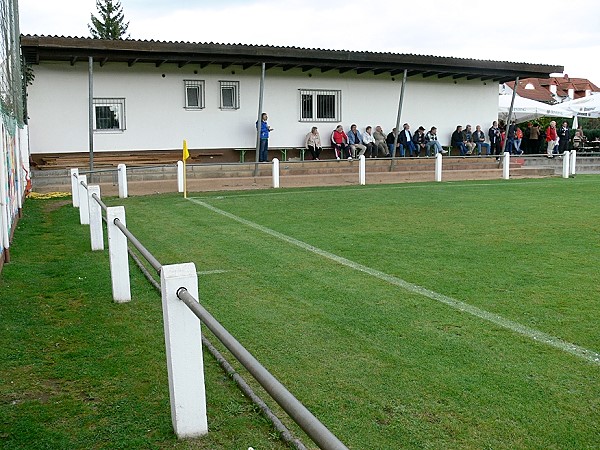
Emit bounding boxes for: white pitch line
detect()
[197,269,229,275]
[188,198,600,366]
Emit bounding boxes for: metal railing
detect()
[178,287,347,450]
[77,178,346,449]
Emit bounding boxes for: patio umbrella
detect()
[560,93,600,118]
[499,94,573,122]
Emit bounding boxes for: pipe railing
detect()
[91,192,108,212]
[70,170,341,447]
[112,217,162,273]
[177,287,348,450]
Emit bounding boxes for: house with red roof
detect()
[506,75,600,104]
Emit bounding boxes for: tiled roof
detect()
[21,35,563,83]
[507,75,600,104]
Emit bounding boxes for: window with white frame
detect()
[219,81,240,110]
[299,89,341,122]
[93,98,126,131]
[184,80,205,109]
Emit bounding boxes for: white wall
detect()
[27,61,499,154]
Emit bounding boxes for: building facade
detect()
[22,36,563,159]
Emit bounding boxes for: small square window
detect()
[184,80,205,109]
[219,81,240,110]
[93,98,125,131]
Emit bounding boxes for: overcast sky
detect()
[18,0,600,85]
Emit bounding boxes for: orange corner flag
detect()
[183,139,190,161]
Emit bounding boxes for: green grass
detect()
[0,200,289,450]
[3,176,600,449]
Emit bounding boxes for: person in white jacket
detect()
[362,126,377,158]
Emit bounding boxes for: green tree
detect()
[88,0,130,39]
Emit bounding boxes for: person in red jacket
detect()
[545,120,558,158]
[331,125,350,160]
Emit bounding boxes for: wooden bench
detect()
[234,147,304,163]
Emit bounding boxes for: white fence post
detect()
[177,161,184,193]
[435,153,442,182]
[358,155,366,185]
[118,163,128,198]
[272,158,280,188]
[502,152,510,180]
[160,263,208,439]
[106,206,131,303]
[70,168,80,207]
[570,150,576,176]
[562,150,570,179]
[78,175,89,225]
[88,185,104,251]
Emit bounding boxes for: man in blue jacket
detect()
[347,124,366,158]
[256,112,273,162]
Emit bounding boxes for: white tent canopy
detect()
[499,94,573,122]
[560,93,600,118]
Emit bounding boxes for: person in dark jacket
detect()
[557,121,571,154]
[386,128,401,156]
[488,121,502,156]
[398,123,417,157]
[412,126,427,157]
[451,125,468,156]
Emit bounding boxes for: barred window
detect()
[93,98,125,131]
[184,80,205,109]
[220,81,240,110]
[299,89,341,122]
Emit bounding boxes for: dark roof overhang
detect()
[21,35,564,83]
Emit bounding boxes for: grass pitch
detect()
[2,176,600,449]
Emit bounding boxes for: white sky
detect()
[18,0,600,85]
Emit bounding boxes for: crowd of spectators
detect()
[302,121,588,161]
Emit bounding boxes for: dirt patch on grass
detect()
[42,199,71,213]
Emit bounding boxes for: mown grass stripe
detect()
[189,197,600,366]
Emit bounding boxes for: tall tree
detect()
[88,0,130,39]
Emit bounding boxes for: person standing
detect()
[488,121,502,157]
[304,126,322,160]
[545,120,558,158]
[557,121,571,154]
[513,126,524,155]
[505,120,516,154]
[529,122,541,154]
[256,112,273,162]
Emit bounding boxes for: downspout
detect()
[88,56,94,180]
[254,62,266,177]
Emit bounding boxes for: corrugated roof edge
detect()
[20,34,563,72]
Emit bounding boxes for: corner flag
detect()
[183,139,190,161]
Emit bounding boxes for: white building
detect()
[21,36,562,162]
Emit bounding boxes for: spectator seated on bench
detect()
[472,125,490,156]
[451,125,468,156]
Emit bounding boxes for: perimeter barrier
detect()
[70,150,578,197]
[70,171,347,449]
